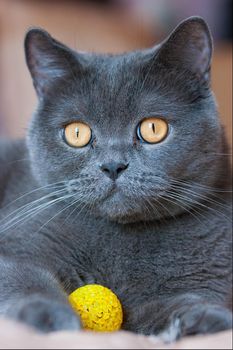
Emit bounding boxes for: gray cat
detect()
[0,17,232,340]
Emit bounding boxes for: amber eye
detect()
[64,122,92,147]
[137,117,168,144]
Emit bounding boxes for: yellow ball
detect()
[69,284,123,332]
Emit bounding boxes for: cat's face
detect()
[25,17,223,223]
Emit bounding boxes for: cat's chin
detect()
[95,192,159,224]
[98,208,147,224]
[97,207,165,224]
[95,189,188,224]
[94,191,140,223]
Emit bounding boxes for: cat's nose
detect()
[100,162,128,181]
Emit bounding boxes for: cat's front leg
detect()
[123,293,232,341]
[160,298,232,342]
[0,256,81,332]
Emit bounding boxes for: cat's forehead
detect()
[87,50,151,83]
[69,51,158,126]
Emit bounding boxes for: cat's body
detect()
[0,17,232,338]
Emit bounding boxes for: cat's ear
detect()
[25,28,78,98]
[157,17,213,81]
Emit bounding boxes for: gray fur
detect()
[0,17,232,338]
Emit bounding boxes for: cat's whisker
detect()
[138,172,232,195]
[126,185,144,213]
[35,195,86,235]
[124,177,169,220]
[125,173,231,223]
[176,192,230,222]
[61,199,82,226]
[83,183,101,217]
[70,190,95,222]
[163,194,205,225]
[142,195,158,217]
[0,193,75,234]
[146,196,172,224]
[0,197,61,233]
[128,184,171,223]
[1,181,66,212]
[145,191,175,222]
[169,184,229,211]
[62,179,100,226]
[0,174,97,237]
[5,158,31,166]
[0,188,67,225]
[129,186,152,218]
[68,191,96,226]
[167,190,230,223]
[170,179,232,208]
[171,178,232,194]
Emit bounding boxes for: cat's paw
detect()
[160,304,232,342]
[9,295,81,333]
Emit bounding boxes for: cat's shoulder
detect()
[0,139,31,205]
[0,138,28,185]
[0,138,27,164]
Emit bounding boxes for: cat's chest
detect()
[56,234,172,306]
[1,206,230,305]
[54,211,231,307]
[53,217,206,299]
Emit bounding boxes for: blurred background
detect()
[0,0,232,146]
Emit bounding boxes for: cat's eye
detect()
[64,122,92,147]
[137,117,168,144]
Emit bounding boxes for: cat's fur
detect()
[0,17,232,339]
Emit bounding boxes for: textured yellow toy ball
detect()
[69,284,123,332]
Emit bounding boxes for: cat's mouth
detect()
[95,184,157,223]
[94,181,188,223]
[66,178,185,223]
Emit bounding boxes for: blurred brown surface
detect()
[212,44,232,146]
[0,318,232,349]
[0,0,232,147]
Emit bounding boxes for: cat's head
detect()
[25,17,223,224]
